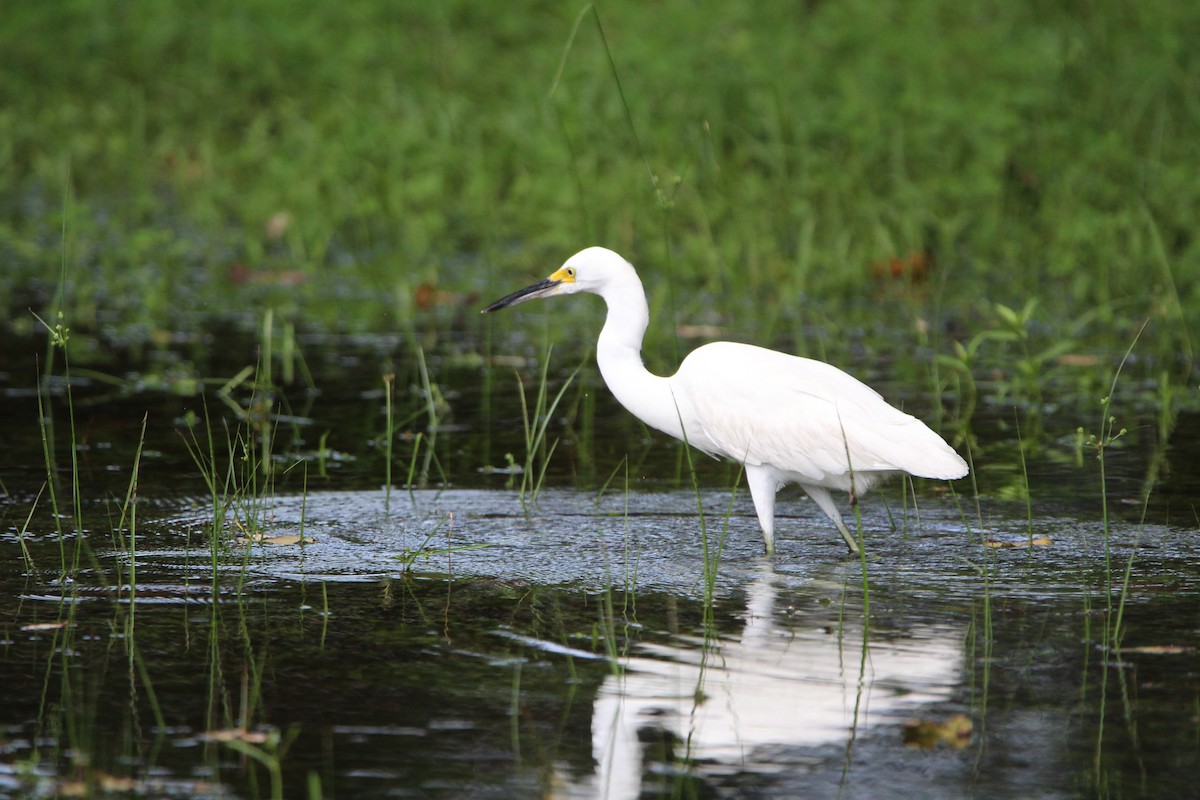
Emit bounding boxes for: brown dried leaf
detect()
[871,250,934,282]
[414,282,474,309]
[1057,353,1101,367]
[985,536,1052,549]
[57,780,88,798]
[21,621,69,631]
[675,323,727,339]
[902,713,973,749]
[201,727,272,744]
[259,534,314,546]
[264,210,292,240]
[236,528,314,546]
[98,775,137,792]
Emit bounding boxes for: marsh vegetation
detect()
[1,2,1198,797]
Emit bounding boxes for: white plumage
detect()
[483,246,968,554]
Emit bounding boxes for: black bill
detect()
[481,277,561,313]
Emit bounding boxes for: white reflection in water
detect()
[566,569,964,799]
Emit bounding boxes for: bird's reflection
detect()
[564,567,965,799]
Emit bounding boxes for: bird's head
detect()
[481,247,635,313]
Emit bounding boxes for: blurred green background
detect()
[1,0,1196,387]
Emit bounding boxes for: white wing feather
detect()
[672,342,967,484]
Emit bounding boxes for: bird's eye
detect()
[565,267,576,278]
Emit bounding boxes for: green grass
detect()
[2,2,1197,515]
[513,346,582,507]
[0,0,1196,371]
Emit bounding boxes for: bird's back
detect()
[671,341,967,485]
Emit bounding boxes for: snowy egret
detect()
[482,247,968,554]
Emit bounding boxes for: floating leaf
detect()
[262,534,314,546]
[21,621,69,631]
[57,781,89,798]
[985,536,1051,549]
[238,532,315,546]
[57,773,224,797]
[1123,645,1194,655]
[262,533,314,546]
[902,714,973,749]
[97,776,137,792]
[201,727,272,744]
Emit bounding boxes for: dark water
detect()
[2,329,1198,798]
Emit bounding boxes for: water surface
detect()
[1,331,1197,798]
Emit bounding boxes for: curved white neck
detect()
[593,278,686,441]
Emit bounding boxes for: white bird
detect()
[482,247,968,555]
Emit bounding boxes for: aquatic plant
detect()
[512,347,581,507]
[382,371,395,506]
[1074,319,1153,790]
[413,344,447,487]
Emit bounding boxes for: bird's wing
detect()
[674,342,965,483]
